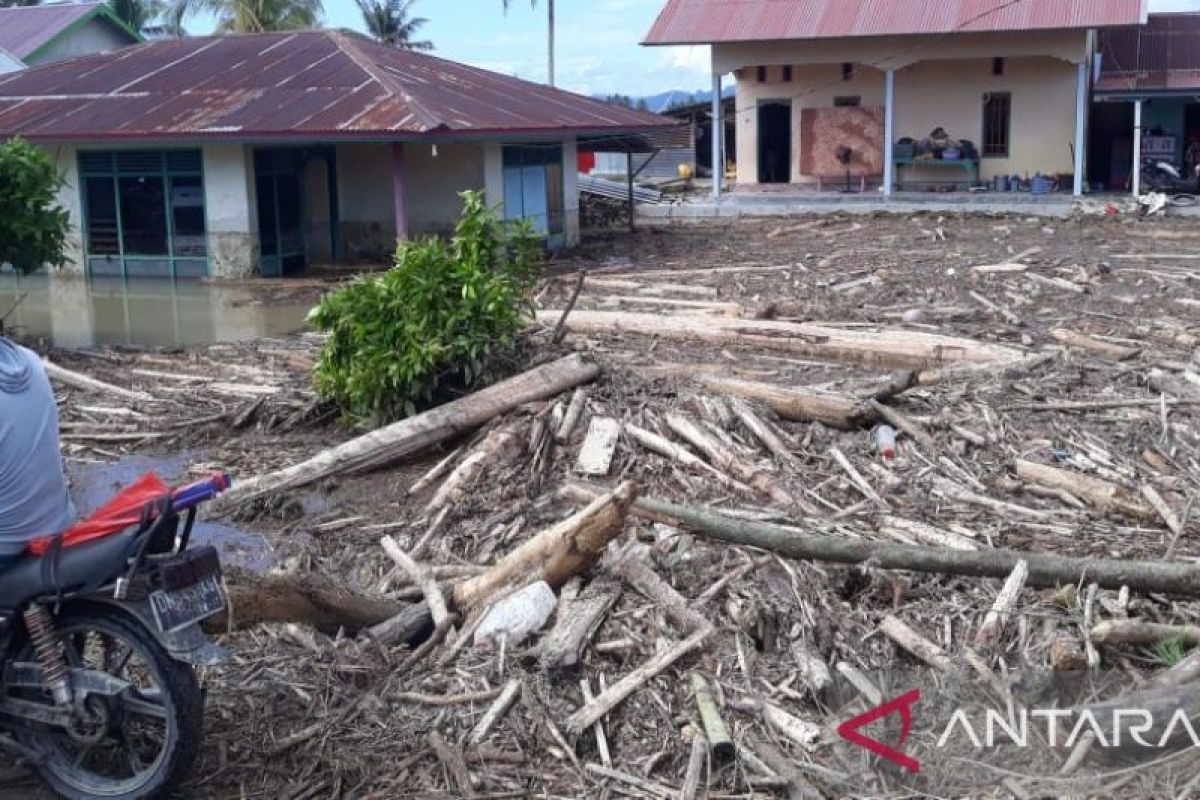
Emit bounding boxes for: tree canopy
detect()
[355,0,431,50]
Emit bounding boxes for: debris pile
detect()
[21,213,1200,798]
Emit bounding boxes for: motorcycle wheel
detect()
[7,609,203,800]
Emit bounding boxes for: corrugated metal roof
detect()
[1097,12,1200,94]
[0,30,679,141]
[644,0,1147,45]
[0,2,130,60]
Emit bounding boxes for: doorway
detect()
[758,101,792,184]
[254,149,307,277]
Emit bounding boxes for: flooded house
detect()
[0,30,676,279]
[0,1,142,70]
[643,0,1147,196]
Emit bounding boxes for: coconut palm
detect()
[501,0,554,86]
[166,0,322,34]
[355,0,431,50]
[109,0,164,32]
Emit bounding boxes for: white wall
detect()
[335,142,395,259]
[29,19,135,66]
[402,142,486,235]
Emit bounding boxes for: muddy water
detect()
[68,453,276,573]
[0,274,313,348]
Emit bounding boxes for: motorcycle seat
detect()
[0,530,136,612]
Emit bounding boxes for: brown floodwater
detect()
[0,274,313,348]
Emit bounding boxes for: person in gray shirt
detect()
[0,338,76,570]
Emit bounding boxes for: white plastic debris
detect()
[901,309,926,324]
[875,425,898,460]
[474,581,557,648]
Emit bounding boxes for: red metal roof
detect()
[0,2,134,61]
[644,0,1147,45]
[1096,12,1200,94]
[0,31,677,142]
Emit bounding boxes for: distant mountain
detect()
[596,86,735,114]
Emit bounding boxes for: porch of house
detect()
[57,137,581,280]
[705,30,1092,200]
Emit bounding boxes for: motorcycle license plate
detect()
[149,574,225,634]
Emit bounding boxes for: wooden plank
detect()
[576,417,622,477]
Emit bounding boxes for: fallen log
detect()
[695,375,870,430]
[1050,329,1140,361]
[665,413,793,507]
[451,481,635,612]
[212,353,600,509]
[43,357,154,403]
[537,310,1022,369]
[569,487,1200,595]
[208,569,404,636]
[537,578,621,670]
[1091,620,1200,647]
[1015,460,1155,521]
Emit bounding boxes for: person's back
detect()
[0,339,75,569]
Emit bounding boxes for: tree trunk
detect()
[1015,460,1155,521]
[695,374,870,429]
[450,481,636,613]
[537,310,1022,369]
[213,354,599,509]
[207,569,404,636]
[571,488,1200,596]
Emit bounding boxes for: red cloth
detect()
[27,472,170,556]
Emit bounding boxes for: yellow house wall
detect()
[721,30,1089,186]
[733,56,1080,185]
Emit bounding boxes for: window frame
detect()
[78,149,208,279]
[981,92,1012,159]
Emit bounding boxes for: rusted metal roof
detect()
[0,2,136,61]
[0,30,678,142]
[1096,13,1200,95]
[644,0,1147,45]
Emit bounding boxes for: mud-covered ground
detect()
[8,212,1200,799]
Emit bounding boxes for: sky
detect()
[185,0,1200,99]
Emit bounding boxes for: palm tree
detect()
[109,0,164,33]
[501,0,554,87]
[355,0,431,50]
[166,0,322,34]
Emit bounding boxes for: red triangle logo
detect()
[836,688,921,773]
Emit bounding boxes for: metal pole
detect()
[711,73,723,199]
[1132,99,1143,197]
[547,0,555,87]
[627,150,635,232]
[883,69,895,197]
[1074,61,1087,196]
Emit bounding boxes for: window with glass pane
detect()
[83,177,119,255]
[118,176,168,255]
[982,93,1011,158]
[170,176,207,257]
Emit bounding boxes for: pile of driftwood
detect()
[28,213,1200,798]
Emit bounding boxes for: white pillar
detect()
[1132,99,1143,197]
[883,69,895,196]
[712,73,723,199]
[1074,61,1087,196]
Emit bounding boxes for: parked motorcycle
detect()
[0,473,231,799]
[1142,157,1200,194]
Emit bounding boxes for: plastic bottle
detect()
[875,425,898,459]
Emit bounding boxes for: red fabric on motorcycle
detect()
[26,472,170,556]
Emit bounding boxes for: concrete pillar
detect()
[1132,99,1143,197]
[48,274,93,348]
[392,142,409,241]
[483,143,505,212]
[711,73,723,199]
[562,137,580,246]
[1074,61,1087,196]
[883,69,896,197]
[49,144,85,275]
[202,144,258,278]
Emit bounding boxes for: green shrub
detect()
[0,138,69,275]
[309,191,541,426]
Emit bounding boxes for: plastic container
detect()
[474,581,557,647]
[875,425,898,459]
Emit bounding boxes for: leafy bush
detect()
[0,138,69,275]
[310,191,542,426]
